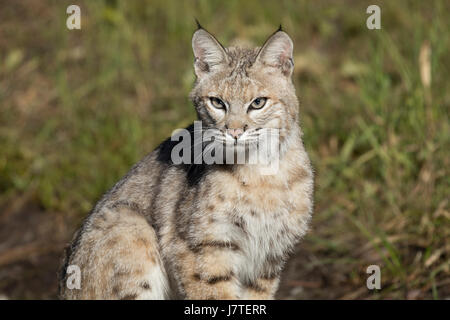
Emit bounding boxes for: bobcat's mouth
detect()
[206,129,278,164]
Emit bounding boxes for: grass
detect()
[0,0,449,299]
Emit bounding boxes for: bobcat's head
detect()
[189,25,301,161]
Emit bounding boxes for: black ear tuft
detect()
[256,28,294,77]
[278,24,283,32]
[195,18,203,30]
[192,26,229,78]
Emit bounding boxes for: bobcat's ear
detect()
[192,28,229,78]
[256,29,294,77]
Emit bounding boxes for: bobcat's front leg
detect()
[241,276,280,300]
[177,240,241,300]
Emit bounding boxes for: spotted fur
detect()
[59,26,314,300]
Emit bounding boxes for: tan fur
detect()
[59,26,313,300]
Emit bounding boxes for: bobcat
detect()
[59,25,314,300]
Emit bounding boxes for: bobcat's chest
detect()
[204,164,312,281]
[230,183,307,281]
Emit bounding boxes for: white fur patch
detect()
[137,264,171,300]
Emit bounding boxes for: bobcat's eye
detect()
[209,97,226,110]
[249,97,267,110]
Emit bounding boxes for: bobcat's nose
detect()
[227,128,244,140]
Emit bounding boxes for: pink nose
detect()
[227,128,244,139]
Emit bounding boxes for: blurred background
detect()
[0,0,449,299]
